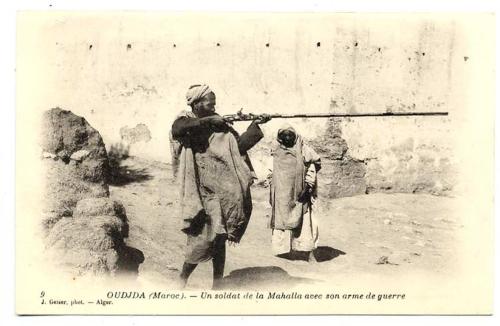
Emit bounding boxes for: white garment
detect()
[272,208,319,255]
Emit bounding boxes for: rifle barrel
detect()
[272,112,448,118]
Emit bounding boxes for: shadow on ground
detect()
[107,143,153,186]
[220,266,318,290]
[115,245,145,277]
[108,164,153,186]
[313,246,346,262]
[277,246,346,262]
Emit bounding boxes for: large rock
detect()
[45,215,126,275]
[74,197,129,238]
[41,107,109,182]
[41,108,143,277]
[41,108,110,228]
[44,185,143,276]
[41,158,110,230]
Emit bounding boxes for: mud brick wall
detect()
[19,13,479,197]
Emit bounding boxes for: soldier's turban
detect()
[186,84,213,106]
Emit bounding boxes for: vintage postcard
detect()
[16,12,494,315]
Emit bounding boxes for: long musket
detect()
[222,109,448,123]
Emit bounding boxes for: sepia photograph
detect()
[15,11,494,315]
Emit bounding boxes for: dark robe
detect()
[171,113,263,263]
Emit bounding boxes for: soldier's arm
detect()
[172,114,229,140]
[237,121,264,153]
[171,116,205,139]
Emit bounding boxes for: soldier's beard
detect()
[194,108,216,118]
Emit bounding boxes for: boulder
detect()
[41,108,110,229]
[70,149,90,162]
[74,197,129,238]
[41,107,109,182]
[40,108,143,277]
[42,158,110,229]
[45,215,126,275]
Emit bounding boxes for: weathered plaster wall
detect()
[18,13,491,196]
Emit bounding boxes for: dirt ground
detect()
[110,156,463,290]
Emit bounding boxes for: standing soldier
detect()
[171,84,270,289]
[269,124,321,261]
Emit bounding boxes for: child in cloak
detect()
[269,124,321,261]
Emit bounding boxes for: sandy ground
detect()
[110,156,463,290]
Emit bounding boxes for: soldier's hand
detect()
[255,114,271,124]
[201,115,227,130]
[227,234,239,247]
[305,169,315,188]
